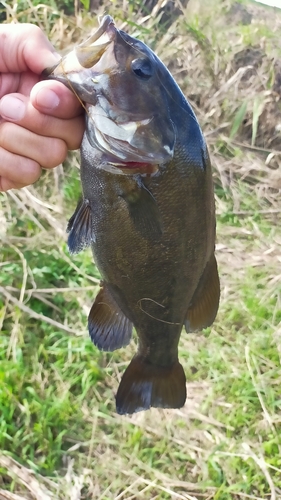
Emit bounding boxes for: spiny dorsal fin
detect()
[185,254,220,333]
[116,355,186,415]
[88,284,133,351]
[67,198,94,254]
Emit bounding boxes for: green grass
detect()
[1,0,281,499]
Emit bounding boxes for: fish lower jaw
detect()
[104,159,160,175]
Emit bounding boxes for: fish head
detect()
[44,15,175,173]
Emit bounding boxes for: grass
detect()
[1,0,281,498]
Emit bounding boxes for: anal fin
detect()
[88,284,133,351]
[185,254,220,333]
[67,197,94,254]
[116,355,186,415]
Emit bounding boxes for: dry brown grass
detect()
[1,1,281,499]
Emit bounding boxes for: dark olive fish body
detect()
[46,16,220,414]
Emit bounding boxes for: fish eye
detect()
[131,58,153,79]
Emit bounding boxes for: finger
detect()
[0,122,68,169]
[30,80,84,119]
[0,146,41,191]
[0,73,20,98]
[0,95,84,150]
[0,177,27,192]
[0,24,60,73]
[0,72,40,100]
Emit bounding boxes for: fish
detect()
[45,15,220,415]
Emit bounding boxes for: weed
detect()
[1,0,281,499]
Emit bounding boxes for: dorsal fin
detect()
[185,254,220,333]
[88,284,133,351]
[67,198,94,254]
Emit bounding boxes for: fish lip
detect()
[43,15,117,78]
[94,138,161,173]
[74,15,117,68]
[108,162,160,175]
[79,15,116,48]
[99,158,160,176]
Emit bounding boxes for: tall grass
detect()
[1,0,281,498]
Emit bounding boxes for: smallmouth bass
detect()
[45,15,220,414]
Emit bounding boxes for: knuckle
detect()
[15,156,41,185]
[35,112,53,135]
[42,139,68,168]
[0,177,7,191]
[24,159,41,183]
[25,24,47,45]
[0,121,13,148]
[0,144,41,187]
[66,117,85,150]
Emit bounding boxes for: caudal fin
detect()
[116,355,186,415]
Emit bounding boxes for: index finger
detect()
[0,24,60,74]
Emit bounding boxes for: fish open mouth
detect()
[44,15,116,76]
[44,15,175,174]
[74,15,116,69]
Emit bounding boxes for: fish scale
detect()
[45,15,220,415]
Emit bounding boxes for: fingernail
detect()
[0,95,25,121]
[34,87,60,110]
[43,51,62,68]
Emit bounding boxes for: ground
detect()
[0,0,281,499]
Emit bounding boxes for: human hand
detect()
[0,24,85,192]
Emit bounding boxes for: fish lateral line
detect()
[137,298,181,325]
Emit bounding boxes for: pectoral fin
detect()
[88,284,133,351]
[120,179,163,240]
[67,198,94,254]
[185,254,220,333]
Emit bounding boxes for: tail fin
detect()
[116,355,186,415]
